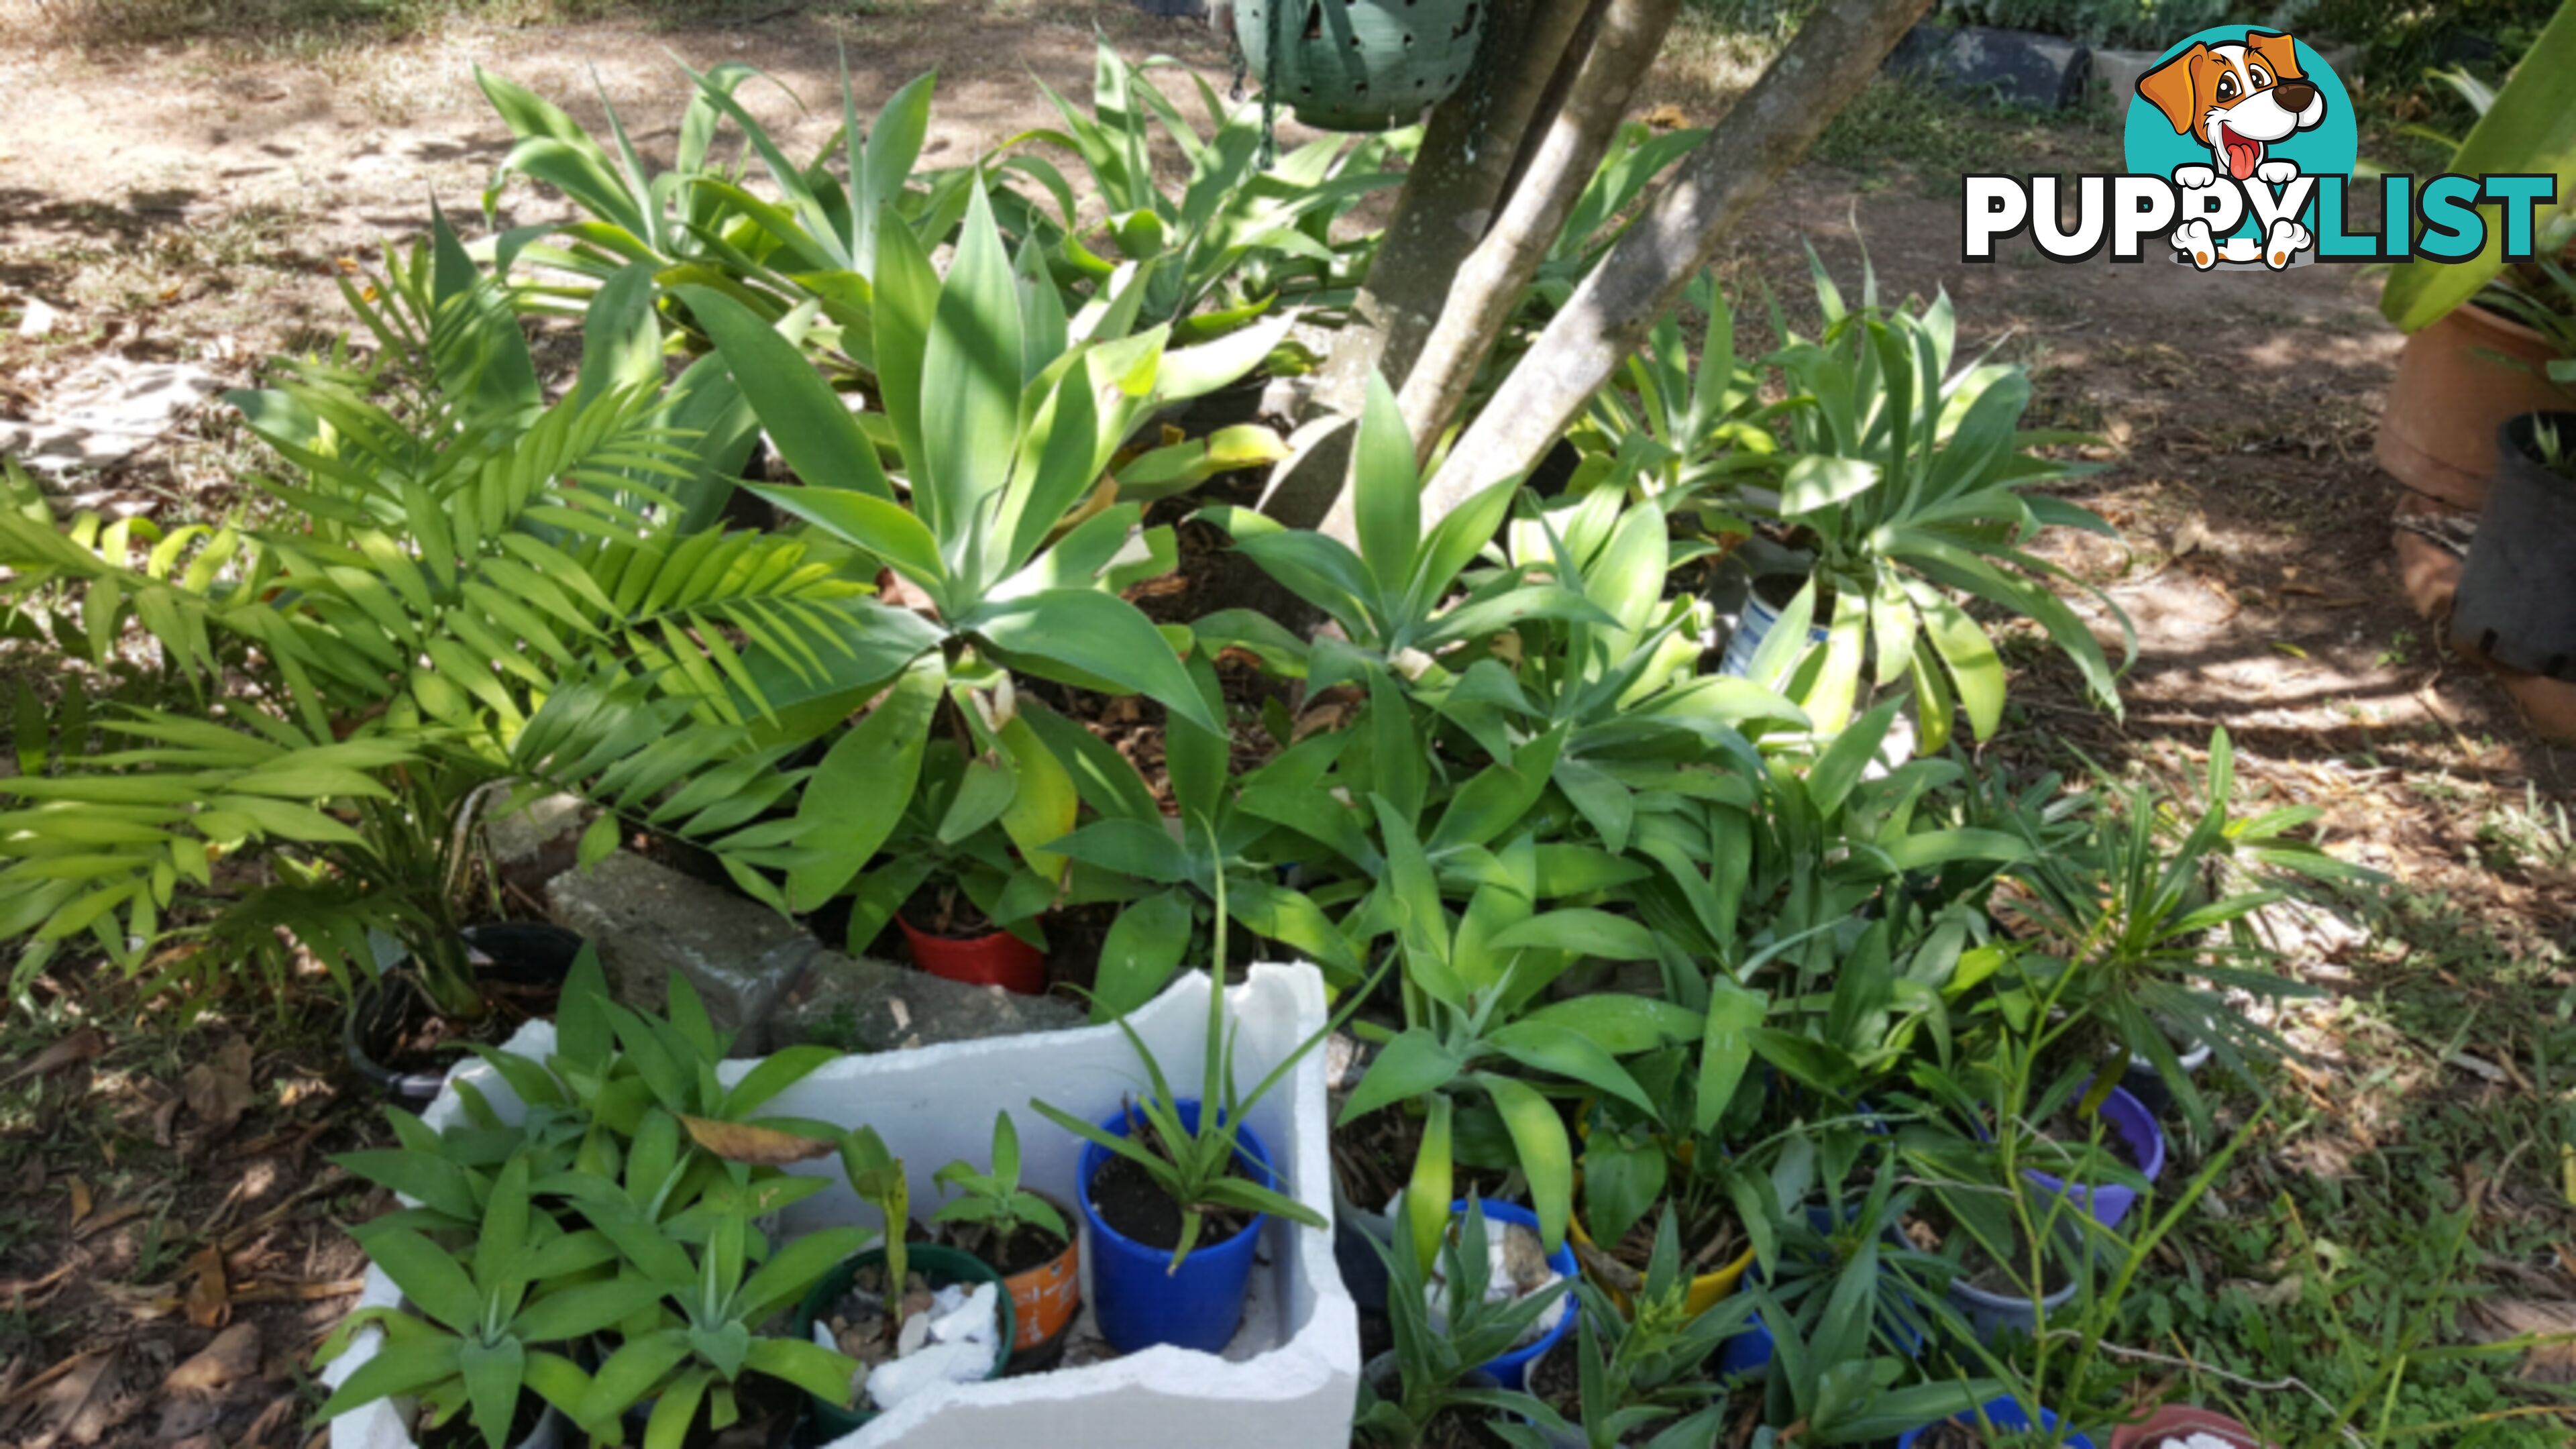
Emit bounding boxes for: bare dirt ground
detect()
[0,4,2570,1443]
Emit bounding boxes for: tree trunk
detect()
[1260,0,1597,534]
[1421,0,1931,522]
[1395,0,1681,460]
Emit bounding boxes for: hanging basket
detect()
[1237,0,1488,133]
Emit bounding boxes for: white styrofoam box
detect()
[325,963,1358,1449]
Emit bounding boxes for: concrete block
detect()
[545,849,819,1054]
[482,792,592,901]
[2094,46,2157,123]
[768,949,1085,1053]
[1888,23,2091,111]
[325,963,1358,1449]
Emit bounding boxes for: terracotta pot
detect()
[2375,303,2570,511]
[899,915,1046,994]
[2108,1405,2271,1449]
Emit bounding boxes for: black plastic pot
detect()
[2453,412,2576,681]
[343,922,586,1107]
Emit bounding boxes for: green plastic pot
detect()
[1235,0,1487,132]
[791,1242,1016,1438]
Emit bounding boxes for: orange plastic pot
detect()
[2376,302,2569,511]
[999,1205,1082,1371]
[899,916,1046,995]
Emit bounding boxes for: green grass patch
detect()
[1813,76,2118,197]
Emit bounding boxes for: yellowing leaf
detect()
[680,1115,833,1165]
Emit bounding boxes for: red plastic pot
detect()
[2108,1405,2271,1449]
[898,916,1046,995]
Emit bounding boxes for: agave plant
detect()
[1037,653,1360,1015]
[316,1157,635,1449]
[677,181,1290,920]
[478,60,973,384]
[1736,252,2136,740]
[476,63,772,315]
[1196,373,1615,697]
[1572,269,1778,508]
[1000,36,1402,341]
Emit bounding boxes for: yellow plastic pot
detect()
[1567,1199,1756,1318]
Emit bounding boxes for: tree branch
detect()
[1260,0,1596,533]
[1491,0,1617,221]
[1395,0,1681,461]
[1422,0,1931,521]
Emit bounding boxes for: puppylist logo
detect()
[1964,28,2559,272]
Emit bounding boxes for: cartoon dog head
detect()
[2137,32,2326,182]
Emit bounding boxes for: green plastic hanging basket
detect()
[1237,0,1489,133]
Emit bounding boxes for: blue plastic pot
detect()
[2024,1085,2165,1229]
[1711,1204,1928,1380]
[1075,1099,1276,1354]
[1440,1199,1578,1391]
[1894,1397,2094,1448]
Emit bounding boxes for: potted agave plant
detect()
[839,747,1059,996]
[930,1112,1083,1371]
[1030,866,1360,1353]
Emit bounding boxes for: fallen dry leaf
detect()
[679,1115,833,1165]
[3,1028,105,1087]
[180,1036,256,1136]
[184,1243,230,1329]
[0,1263,74,1304]
[229,1275,364,1305]
[2464,1298,2576,1381]
[72,1201,146,1242]
[19,1346,119,1449]
[239,1395,295,1449]
[66,1175,91,1225]
[164,1322,260,1399]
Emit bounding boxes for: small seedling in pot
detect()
[816,1125,1011,1417]
[933,1112,1070,1268]
[841,1126,911,1322]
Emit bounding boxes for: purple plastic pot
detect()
[2023,1085,2165,1229]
